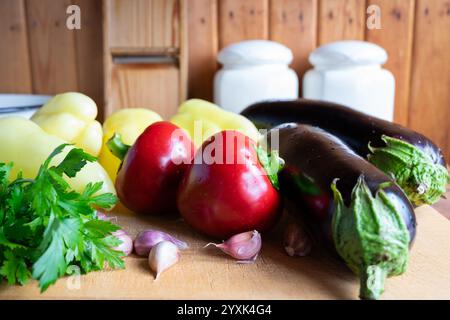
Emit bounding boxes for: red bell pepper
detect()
[177,130,282,238]
[108,121,195,215]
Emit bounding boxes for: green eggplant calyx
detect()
[255,145,285,190]
[106,133,130,162]
[331,175,410,300]
[368,135,449,206]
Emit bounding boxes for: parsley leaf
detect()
[0,145,124,292]
[53,147,97,178]
[0,250,30,285]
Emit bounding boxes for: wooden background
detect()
[0,0,449,161]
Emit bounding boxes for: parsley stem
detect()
[10,178,34,186]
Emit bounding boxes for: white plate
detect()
[0,94,52,119]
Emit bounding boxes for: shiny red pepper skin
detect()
[177,130,281,238]
[116,121,195,215]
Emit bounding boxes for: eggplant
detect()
[242,99,449,206]
[265,123,416,300]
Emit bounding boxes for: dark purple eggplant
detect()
[242,99,449,206]
[265,123,416,300]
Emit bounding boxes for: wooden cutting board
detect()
[1,204,450,300]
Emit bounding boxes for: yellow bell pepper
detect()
[31,92,103,156]
[0,117,115,196]
[170,99,260,147]
[98,108,163,182]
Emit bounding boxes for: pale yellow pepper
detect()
[0,117,115,196]
[31,92,103,156]
[170,99,260,147]
[98,108,163,182]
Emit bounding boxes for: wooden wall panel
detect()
[73,0,104,114]
[152,0,180,48]
[111,64,180,119]
[108,0,179,50]
[187,0,218,101]
[318,0,366,44]
[269,0,318,92]
[0,0,32,93]
[408,0,450,160]
[0,0,449,160]
[25,0,78,93]
[178,0,188,102]
[108,0,153,48]
[104,0,185,119]
[366,0,415,127]
[218,0,269,49]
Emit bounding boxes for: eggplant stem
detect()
[359,265,387,300]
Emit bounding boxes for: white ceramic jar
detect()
[302,40,395,121]
[214,40,299,114]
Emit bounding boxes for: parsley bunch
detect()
[0,144,125,292]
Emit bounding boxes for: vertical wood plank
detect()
[73,0,104,118]
[0,0,32,93]
[151,0,180,48]
[111,64,180,119]
[318,0,366,44]
[103,0,114,117]
[108,0,179,49]
[409,0,450,161]
[218,0,269,49]
[269,0,318,93]
[365,0,415,126]
[187,0,218,101]
[108,0,153,48]
[178,0,188,102]
[25,0,79,94]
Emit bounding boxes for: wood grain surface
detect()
[432,187,450,220]
[103,0,184,119]
[0,0,32,93]
[269,0,317,94]
[218,0,269,49]
[187,0,218,101]
[1,204,449,300]
[110,64,180,119]
[365,0,415,127]
[107,0,179,49]
[318,0,366,45]
[408,0,450,161]
[25,0,79,94]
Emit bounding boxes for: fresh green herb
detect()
[0,144,124,292]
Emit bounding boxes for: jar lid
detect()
[218,40,293,66]
[309,40,388,68]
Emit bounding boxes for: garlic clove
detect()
[96,211,132,256]
[236,254,259,264]
[148,241,180,280]
[283,223,312,257]
[134,230,188,256]
[112,229,133,256]
[205,230,262,262]
[96,210,118,223]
